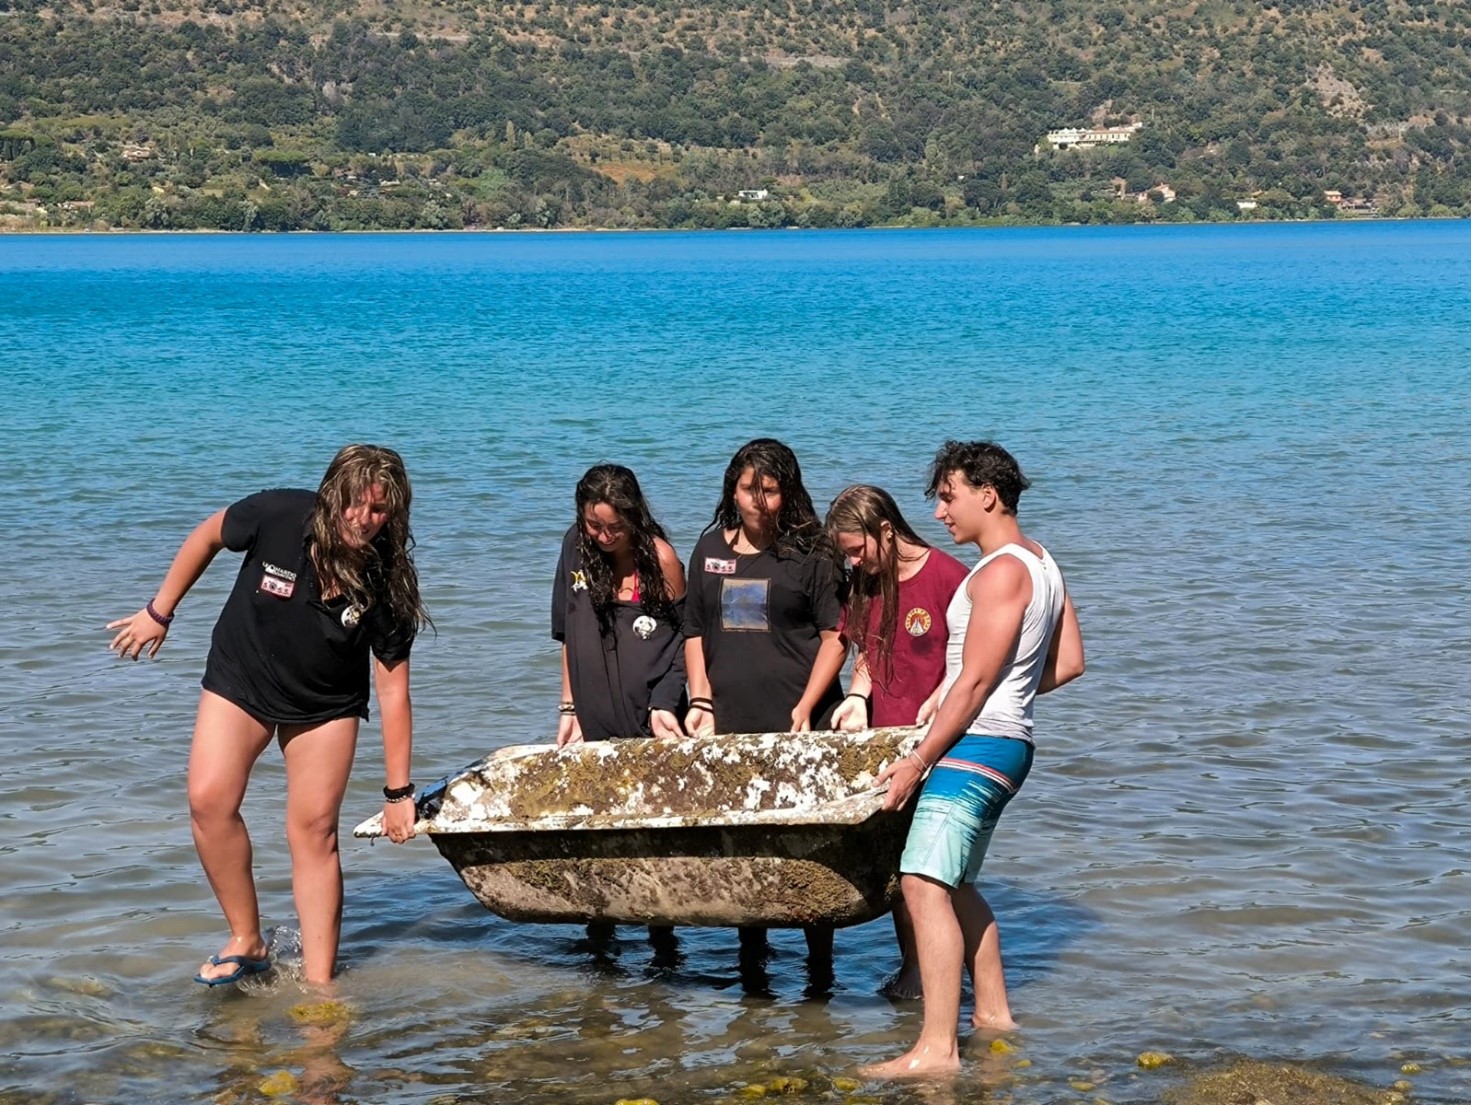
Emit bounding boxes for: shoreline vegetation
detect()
[3,0,1470,233]
[0,214,1445,236]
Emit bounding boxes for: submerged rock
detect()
[288,1000,352,1027]
[1162,1059,1386,1105]
[257,1070,299,1097]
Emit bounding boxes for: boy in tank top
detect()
[861,440,1084,1080]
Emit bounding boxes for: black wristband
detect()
[688,697,714,711]
[845,692,868,703]
[383,782,415,801]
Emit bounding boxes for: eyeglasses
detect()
[583,518,628,539]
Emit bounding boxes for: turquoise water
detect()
[2,224,1469,1103]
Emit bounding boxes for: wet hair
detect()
[310,444,431,634]
[575,464,676,634]
[925,440,1031,515]
[708,438,822,557]
[825,485,930,687]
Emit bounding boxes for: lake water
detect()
[2,224,1469,1104]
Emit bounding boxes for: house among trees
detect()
[1043,123,1143,150]
[736,188,771,201]
[1323,189,1379,215]
[1112,178,1175,203]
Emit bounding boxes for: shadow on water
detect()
[354,870,1104,1001]
[337,876,1104,1101]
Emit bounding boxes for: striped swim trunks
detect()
[899,734,1034,888]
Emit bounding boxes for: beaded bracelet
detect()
[145,600,174,627]
[558,702,577,715]
[383,782,415,802]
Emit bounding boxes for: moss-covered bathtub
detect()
[353,727,921,927]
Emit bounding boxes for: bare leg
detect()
[279,716,359,986]
[736,926,771,993]
[881,898,923,999]
[647,924,679,967]
[802,924,834,961]
[859,873,963,1079]
[803,925,835,997]
[737,926,768,955]
[187,691,275,981]
[954,883,1016,1031]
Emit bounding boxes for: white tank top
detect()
[939,542,1065,744]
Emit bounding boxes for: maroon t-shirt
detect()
[848,547,970,727]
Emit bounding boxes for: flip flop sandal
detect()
[194,953,272,987]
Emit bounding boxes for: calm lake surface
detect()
[2,224,1468,1104]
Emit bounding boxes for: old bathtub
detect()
[353,727,921,928]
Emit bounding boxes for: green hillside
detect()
[1,0,1469,229]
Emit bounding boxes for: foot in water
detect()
[858,1041,961,1080]
[971,1012,1018,1032]
[879,967,923,1001]
[195,933,272,986]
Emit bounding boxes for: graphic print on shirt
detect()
[259,562,297,599]
[721,578,770,632]
[570,569,588,592]
[704,557,737,575]
[904,607,933,636]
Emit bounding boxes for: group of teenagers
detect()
[108,435,1083,1079]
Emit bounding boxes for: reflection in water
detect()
[287,1005,356,1105]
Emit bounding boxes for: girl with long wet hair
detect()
[553,464,687,744]
[825,483,970,998]
[683,438,847,964]
[826,484,970,734]
[107,444,430,988]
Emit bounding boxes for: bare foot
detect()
[197,933,271,983]
[858,1042,961,1080]
[301,976,340,998]
[879,967,923,1001]
[971,1012,1018,1032]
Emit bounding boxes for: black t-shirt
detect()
[203,489,415,725]
[551,526,686,741]
[684,529,844,735]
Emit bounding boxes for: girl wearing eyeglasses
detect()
[552,464,687,745]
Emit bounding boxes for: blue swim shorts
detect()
[899,734,1034,888]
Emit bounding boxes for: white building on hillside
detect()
[1042,122,1143,150]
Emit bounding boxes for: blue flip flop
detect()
[194,953,272,987]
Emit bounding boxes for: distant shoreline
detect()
[0,215,1433,237]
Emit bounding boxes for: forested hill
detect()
[2,0,1469,230]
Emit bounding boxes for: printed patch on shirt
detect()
[632,615,657,639]
[704,557,737,575]
[570,569,588,592]
[258,562,297,599]
[904,607,934,636]
[341,604,364,629]
[721,578,770,632]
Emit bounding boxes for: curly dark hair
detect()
[310,443,431,633]
[575,464,676,635]
[708,438,823,557]
[925,440,1031,515]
